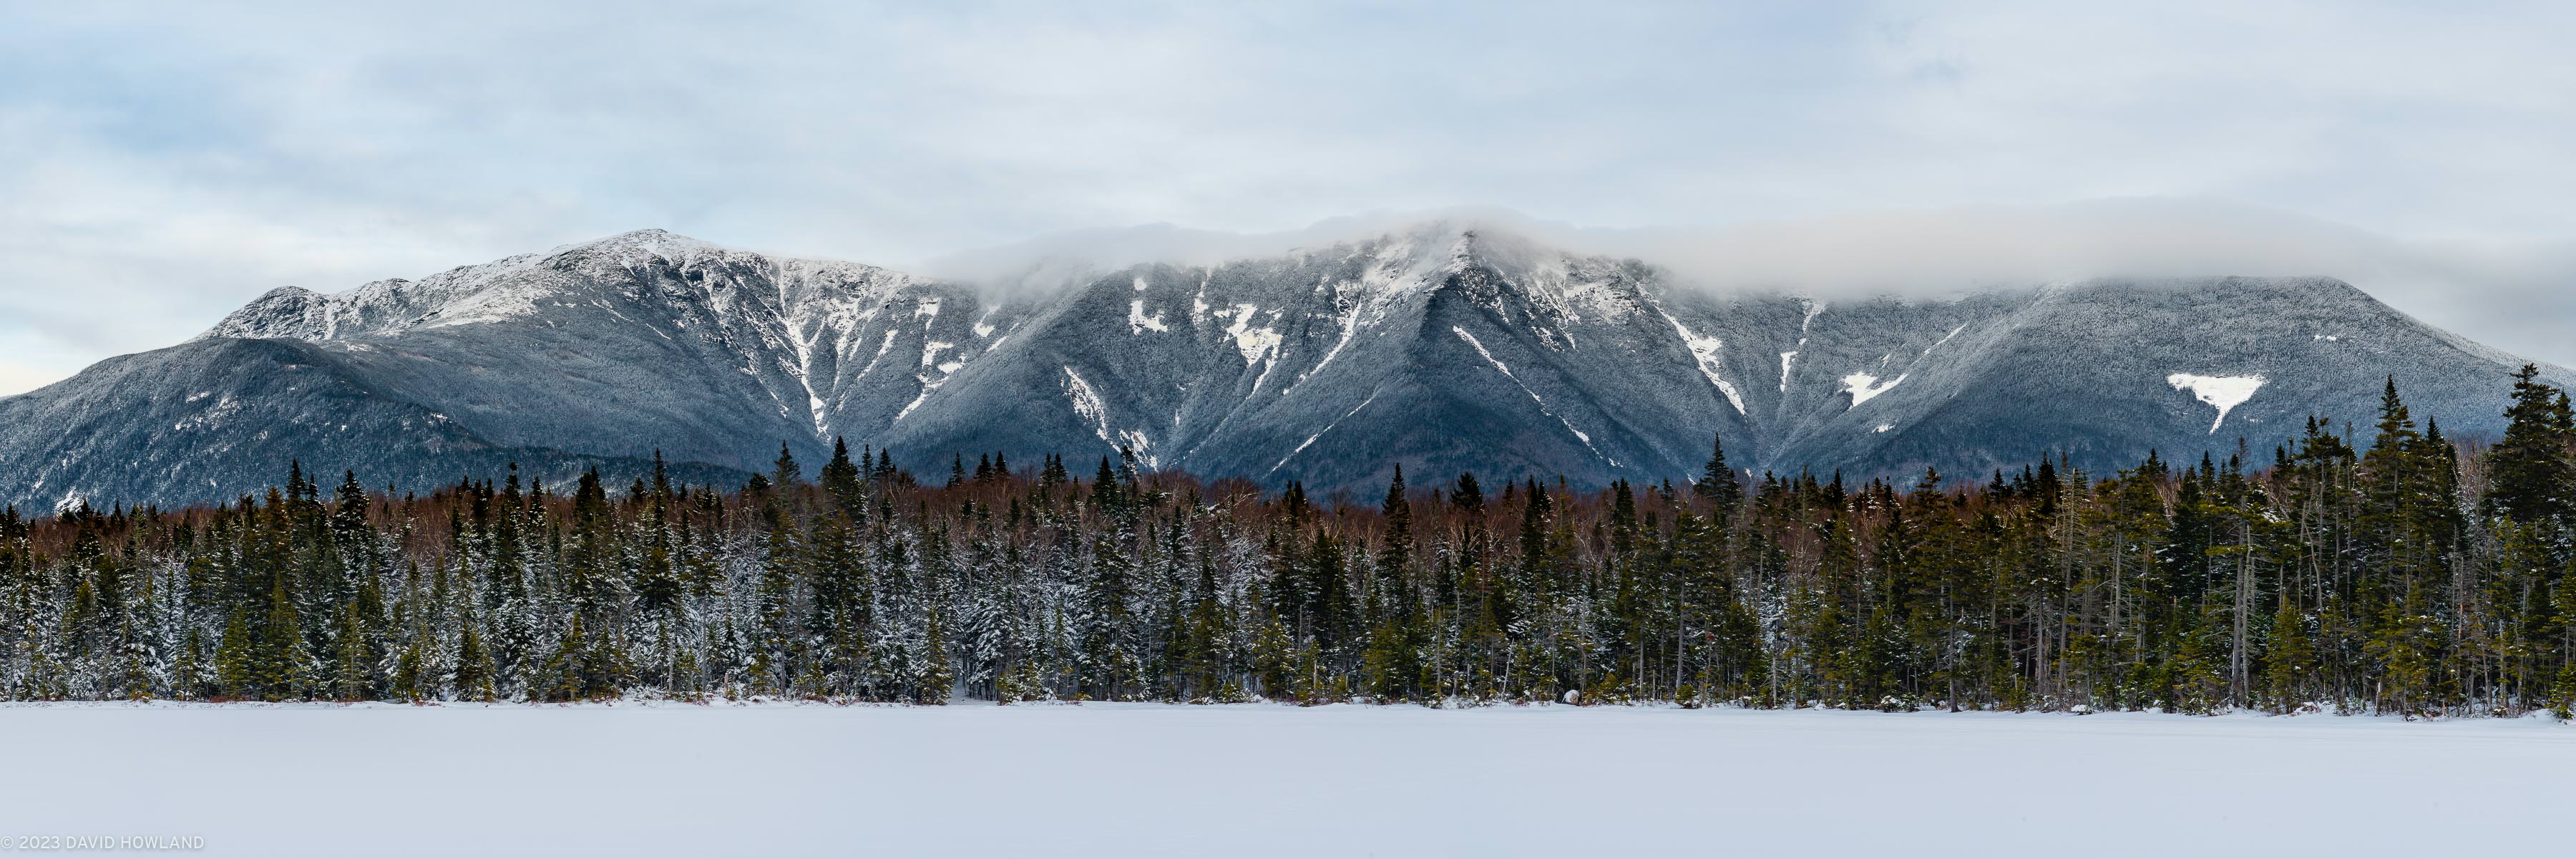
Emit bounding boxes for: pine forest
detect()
[4,367,2575,719]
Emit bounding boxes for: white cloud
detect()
[2,1,2574,394]
[918,200,2576,370]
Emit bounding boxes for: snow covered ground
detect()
[2,703,2568,857]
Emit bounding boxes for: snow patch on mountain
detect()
[1222,306,1282,366]
[1063,367,1112,445]
[1841,372,1906,408]
[806,393,831,436]
[2167,373,2267,433]
[1128,299,1169,334]
[1121,431,1158,467]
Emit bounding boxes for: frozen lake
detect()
[4,702,2567,857]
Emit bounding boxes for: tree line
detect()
[3,367,2573,717]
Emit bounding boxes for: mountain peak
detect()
[195,285,330,341]
[547,228,726,264]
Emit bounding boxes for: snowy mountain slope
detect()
[195,229,1033,470]
[894,224,2566,492]
[2,223,2566,509]
[0,337,747,510]
[1814,276,2553,480]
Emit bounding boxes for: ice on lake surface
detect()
[4,702,2568,858]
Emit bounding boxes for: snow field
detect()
[2167,372,2268,433]
[0,704,2567,858]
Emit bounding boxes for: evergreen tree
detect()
[1694,432,1743,511]
[2486,364,2576,532]
[254,574,312,701]
[820,438,865,523]
[773,443,804,490]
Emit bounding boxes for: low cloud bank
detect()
[918,198,2576,368]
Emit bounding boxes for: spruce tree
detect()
[254,574,311,701]
[2485,364,2576,531]
[773,442,804,490]
[1694,432,1743,510]
[215,606,253,699]
[1091,457,1123,513]
[331,601,373,700]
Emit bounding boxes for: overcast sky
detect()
[4,1,2572,396]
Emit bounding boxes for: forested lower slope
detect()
[4,368,2572,717]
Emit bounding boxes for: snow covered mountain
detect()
[2,223,2565,510]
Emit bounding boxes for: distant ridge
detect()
[3,223,2566,510]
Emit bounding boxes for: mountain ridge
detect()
[4,222,2566,511]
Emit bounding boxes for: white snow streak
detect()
[1294,303,1363,388]
[1453,326,1609,462]
[1453,326,1513,378]
[785,321,831,437]
[893,377,940,422]
[1063,367,1113,445]
[854,329,899,379]
[1270,390,1382,475]
[1118,430,1158,468]
[1659,311,1745,414]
